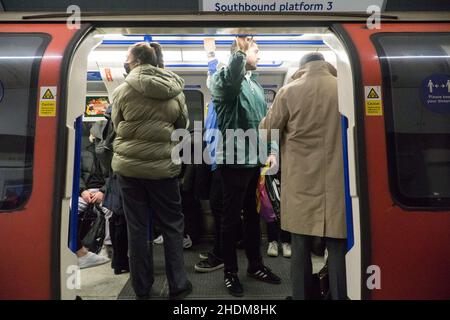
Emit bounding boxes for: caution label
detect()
[39,86,57,117]
[364,86,382,116]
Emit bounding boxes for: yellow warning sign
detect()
[39,86,57,117]
[367,88,379,99]
[42,88,54,99]
[364,86,383,116]
[39,101,56,116]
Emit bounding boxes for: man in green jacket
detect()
[209,36,281,297]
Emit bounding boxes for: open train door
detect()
[0,23,93,299]
[334,23,450,299]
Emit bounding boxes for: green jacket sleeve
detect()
[209,51,247,100]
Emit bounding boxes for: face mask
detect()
[124,62,131,75]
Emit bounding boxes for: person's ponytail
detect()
[129,42,164,68]
[149,42,164,68]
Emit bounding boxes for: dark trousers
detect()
[209,170,223,258]
[219,167,262,273]
[291,234,347,300]
[181,190,202,243]
[117,175,188,296]
[267,220,291,243]
[109,213,129,271]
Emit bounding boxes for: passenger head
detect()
[299,52,325,68]
[230,37,260,71]
[124,42,164,74]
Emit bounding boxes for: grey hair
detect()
[299,52,325,68]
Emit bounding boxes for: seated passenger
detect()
[76,129,111,269]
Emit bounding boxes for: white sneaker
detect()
[183,234,192,249]
[153,235,164,244]
[78,252,110,269]
[267,241,279,257]
[282,242,291,258]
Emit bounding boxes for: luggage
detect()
[256,166,281,222]
[80,204,106,254]
[312,262,330,300]
[264,170,281,220]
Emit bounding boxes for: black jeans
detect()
[219,167,263,273]
[209,170,223,259]
[267,220,291,243]
[117,175,188,296]
[109,213,129,271]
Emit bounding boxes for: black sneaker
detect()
[224,273,244,297]
[195,253,224,273]
[169,280,193,300]
[247,265,281,284]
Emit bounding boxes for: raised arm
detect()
[208,37,252,100]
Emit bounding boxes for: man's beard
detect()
[245,62,257,71]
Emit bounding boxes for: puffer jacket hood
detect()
[125,64,185,100]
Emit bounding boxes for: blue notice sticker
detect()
[0,80,4,103]
[420,74,450,114]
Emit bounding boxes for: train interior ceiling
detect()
[71,27,352,300]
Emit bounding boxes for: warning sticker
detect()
[39,86,57,117]
[364,86,382,116]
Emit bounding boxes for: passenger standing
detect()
[112,42,191,299]
[260,52,347,300]
[209,36,281,297]
[194,37,225,272]
[98,104,130,275]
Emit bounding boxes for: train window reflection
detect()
[0,34,50,211]
[373,33,450,209]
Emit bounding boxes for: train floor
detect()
[76,240,326,300]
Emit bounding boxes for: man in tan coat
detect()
[260,52,347,300]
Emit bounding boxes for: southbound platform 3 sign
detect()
[201,0,386,12]
[421,74,450,114]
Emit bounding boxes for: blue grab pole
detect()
[341,116,354,251]
[69,116,83,252]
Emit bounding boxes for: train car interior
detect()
[62,26,357,300]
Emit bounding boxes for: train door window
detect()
[183,90,204,131]
[373,33,450,208]
[0,34,50,211]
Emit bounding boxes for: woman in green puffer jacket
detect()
[112,42,192,300]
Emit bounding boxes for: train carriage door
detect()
[336,23,450,299]
[0,24,91,299]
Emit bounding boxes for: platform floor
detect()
[76,240,325,300]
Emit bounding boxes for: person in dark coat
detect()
[100,105,130,275]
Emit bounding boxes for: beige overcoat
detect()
[260,60,346,239]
